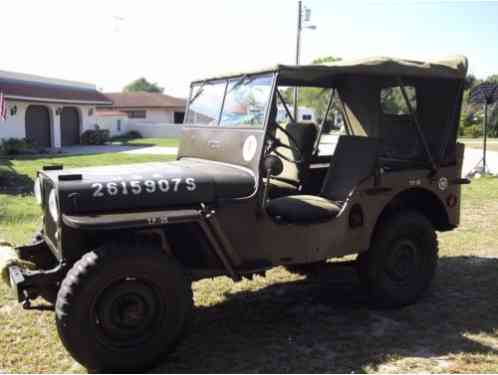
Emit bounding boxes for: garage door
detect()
[25,106,51,148]
[61,107,80,146]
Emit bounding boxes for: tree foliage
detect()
[460,75,498,138]
[123,77,164,93]
[280,56,343,125]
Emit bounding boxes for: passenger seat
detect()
[267,135,379,224]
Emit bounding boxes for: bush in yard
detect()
[0,138,36,155]
[127,130,142,139]
[110,130,143,143]
[462,124,483,138]
[80,126,110,145]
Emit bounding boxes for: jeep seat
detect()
[267,135,379,224]
[267,122,318,198]
[266,195,341,223]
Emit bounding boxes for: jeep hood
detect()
[41,158,256,215]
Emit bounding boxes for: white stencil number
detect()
[92,183,104,197]
[91,177,196,198]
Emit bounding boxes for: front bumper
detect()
[1,240,66,307]
[8,265,26,303]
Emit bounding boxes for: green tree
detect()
[485,74,498,84]
[311,56,342,65]
[464,74,478,90]
[123,78,164,93]
[292,56,343,123]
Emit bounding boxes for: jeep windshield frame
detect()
[185,73,275,129]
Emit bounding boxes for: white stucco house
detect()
[0,70,112,148]
[96,92,187,138]
[100,92,186,124]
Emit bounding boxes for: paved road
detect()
[60,145,178,156]
[462,148,498,176]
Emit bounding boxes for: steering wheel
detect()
[268,122,304,164]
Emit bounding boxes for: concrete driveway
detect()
[60,145,177,156]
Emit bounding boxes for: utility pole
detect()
[293,1,316,121]
[483,102,488,173]
[293,1,302,120]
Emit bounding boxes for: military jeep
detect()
[4,55,469,371]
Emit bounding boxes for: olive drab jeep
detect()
[3,55,470,371]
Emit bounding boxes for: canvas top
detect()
[194,55,468,83]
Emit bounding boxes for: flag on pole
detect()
[0,92,7,122]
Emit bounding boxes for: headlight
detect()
[48,189,60,222]
[34,177,42,205]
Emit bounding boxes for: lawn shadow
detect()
[150,255,498,373]
[0,158,34,195]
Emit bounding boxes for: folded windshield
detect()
[186,74,274,128]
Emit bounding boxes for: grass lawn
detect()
[111,137,179,148]
[0,153,498,372]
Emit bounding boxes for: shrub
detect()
[80,125,110,145]
[462,124,482,138]
[109,130,143,143]
[127,130,142,139]
[0,138,35,155]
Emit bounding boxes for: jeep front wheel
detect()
[357,211,438,307]
[55,242,192,371]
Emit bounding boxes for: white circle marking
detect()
[242,135,258,162]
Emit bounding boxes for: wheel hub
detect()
[95,279,163,347]
[386,239,418,281]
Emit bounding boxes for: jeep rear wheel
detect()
[357,211,438,307]
[55,242,192,371]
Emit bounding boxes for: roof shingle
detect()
[103,92,186,109]
[0,76,111,105]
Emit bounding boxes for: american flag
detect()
[0,92,7,122]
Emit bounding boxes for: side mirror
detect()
[263,155,283,177]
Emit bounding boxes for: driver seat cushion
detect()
[266,195,341,224]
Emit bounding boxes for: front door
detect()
[25,105,51,148]
[61,107,80,146]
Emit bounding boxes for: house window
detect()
[117,119,122,132]
[127,110,146,119]
[380,86,417,115]
[174,112,185,124]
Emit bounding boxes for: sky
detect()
[1,1,497,98]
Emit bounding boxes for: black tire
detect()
[55,241,193,371]
[357,211,438,307]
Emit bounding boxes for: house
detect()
[0,70,111,147]
[94,110,128,137]
[100,92,187,124]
